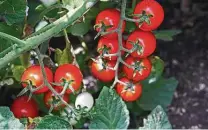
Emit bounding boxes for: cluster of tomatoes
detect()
[10,0,164,119]
[91,0,164,102]
[11,64,86,119]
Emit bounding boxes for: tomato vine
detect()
[0,0,180,129]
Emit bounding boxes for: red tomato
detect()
[44,88,69,110]
[123,56,152,81]
[91,57,116,82]
[11,96,39,118]
[54,64,83,94]
[116,78,142,102]
[97,37,125,61]
[133,0,164,31]
[21,65,53,94]
[95,9,126,38]
[125,30,156,58]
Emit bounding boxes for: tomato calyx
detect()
[60,78,75,94]
[48,95,63,109]
[133,60,147,77]
[121,82,136,94]
[133,10,153,27]
[75,105,89,113]
[94,21,113,39]
[18,80,40,99]
[128,39,144,55]
[98,45,111,57]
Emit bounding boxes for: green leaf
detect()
[27,1,43,26]
[35,115,72,129]
[54,46,73,65]
[76,52,88,71]
[126,102,145,116]
[138,78,178,110]
[98,1,116,10]
[0,107,24,129]
[85,7,99,20]
[12,65,25,82]
[54,48,63,64]
[74,117,87,129]
[139,105,172,129]
[0,23,21,37]
[0,0,27,25]
[154,30,181,41]
[0,22,22,80]
[69,22,90,36]
[0,22,22,52]
[125,21,136,33]
[35,4,46,12]
[142,56,164,84]
[59,47,73,65]
[32,94,49,114]
[89,87,130,129]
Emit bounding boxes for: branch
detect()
[0,32,26,46]
[35,48,75,113]
[110,0,128,88]
[0,0,98,69]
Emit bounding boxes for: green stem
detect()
[0,32,25,46]
[35,48,75,113]
[111,0,128,88]
[0,46,13,58]
[0,0,98,70]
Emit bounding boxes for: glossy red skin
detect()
[123,56,152,81]
[134,0,164,31]
[125,30,156,58]
[44,88,69,110]
[116,78,142,102]
[91,57,116,82]
[95,9,126,38]
[21,65,53,94]
[11,96,39,118]
[54,64,83,94]
[97,37,125,61]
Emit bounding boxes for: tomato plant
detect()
[44,88,69,110]
[97,37,125,60]
[125,30,156,58]
[21,65,53,94]
[95,8,126,38]
[75,92,94,111]
[133,0,164,31]
[123,56,152,81]
[116,78,142,102]
[54,64,83,94]
[0,0,180,129]
[91,57,116,82]
[11,96,39,118]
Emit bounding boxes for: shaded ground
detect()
[157,0,208,128]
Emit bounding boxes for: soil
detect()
[157,0,208,128]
